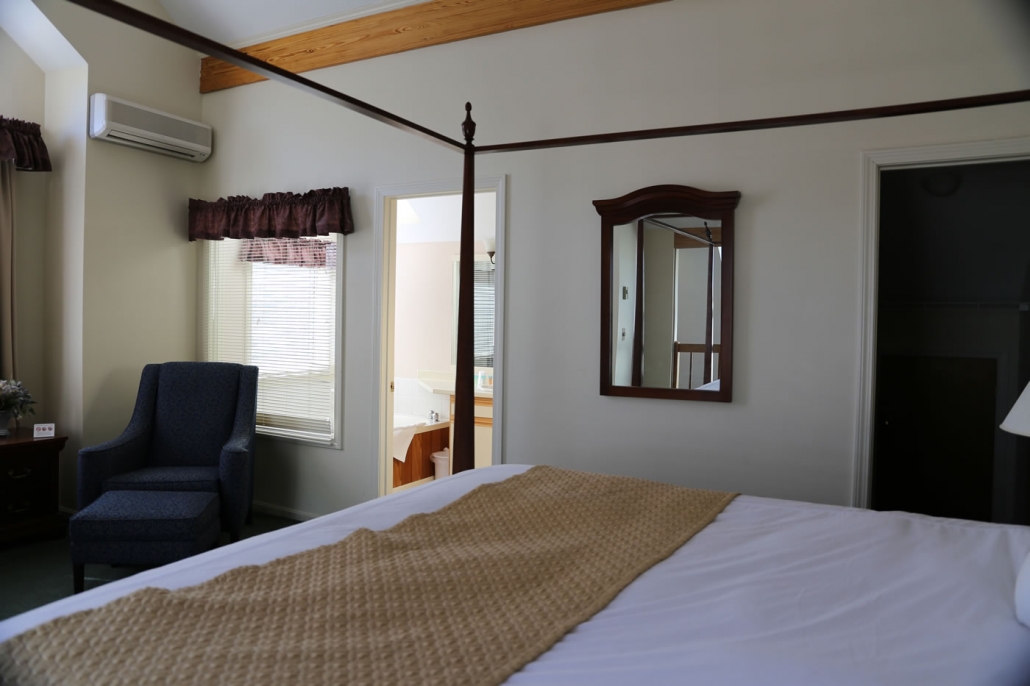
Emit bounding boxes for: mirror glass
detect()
[611,216,722,391]
[596,184,738,402]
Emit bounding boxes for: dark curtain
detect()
[188,187,354,241]
[0,117,52,172]
[1,114,53,379]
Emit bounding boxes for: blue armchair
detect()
[78,362,258,542]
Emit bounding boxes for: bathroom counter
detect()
[414,417,450,434]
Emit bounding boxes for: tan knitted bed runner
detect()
[0,466,736,686]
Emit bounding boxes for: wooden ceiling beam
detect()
[200,0,667,94]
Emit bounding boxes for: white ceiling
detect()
[0,0,84,71]
[157,0,424,47]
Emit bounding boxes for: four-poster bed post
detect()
[63,0,1030,478]
[454,104,478,473]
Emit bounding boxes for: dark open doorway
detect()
[872,160,1030,524]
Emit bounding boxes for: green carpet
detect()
[0,512,298,621]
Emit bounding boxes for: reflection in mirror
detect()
[597,185,739,402]
[612,217,722,390]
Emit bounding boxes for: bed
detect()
[3,464,1028,685]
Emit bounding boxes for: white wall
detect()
[0,28,48,418]
[394,241,459,379]
[199,0,1030,514]
[42,65,87,501]
[0,27,43,119]
[33,0,202,507]
[611,223,636,387]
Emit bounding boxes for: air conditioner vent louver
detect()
[89,93,212,162]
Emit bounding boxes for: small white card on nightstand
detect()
[33,423,55,438]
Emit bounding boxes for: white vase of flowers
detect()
[0,380,36,437]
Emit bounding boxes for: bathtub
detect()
[392,414,451,489]
[392,414,450,462]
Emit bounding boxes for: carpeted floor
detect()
[0,512,298,622]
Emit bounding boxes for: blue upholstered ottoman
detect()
[69,490,220,593]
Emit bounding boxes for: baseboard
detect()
[251,500,320,522]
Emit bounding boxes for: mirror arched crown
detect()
[595,185,741,402]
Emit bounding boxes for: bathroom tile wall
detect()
[393,377,450,420]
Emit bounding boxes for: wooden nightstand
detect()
[0,428,67,544]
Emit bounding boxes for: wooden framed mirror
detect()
[595,185,740,402]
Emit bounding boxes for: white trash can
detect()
[430,448,450,480]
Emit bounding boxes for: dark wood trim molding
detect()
[675,343,722,354]
[600,209,615,397]
[478,89,1030,154]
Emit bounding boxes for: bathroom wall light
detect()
[483,236,497,264]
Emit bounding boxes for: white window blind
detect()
[203,236,339,443]
[452,259,496,368]
[473,261,496,367]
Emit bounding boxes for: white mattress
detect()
[3,465,1029,685]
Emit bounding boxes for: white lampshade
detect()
[482,236,496,254]
[1001,381,1030,437]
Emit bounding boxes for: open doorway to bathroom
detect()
[376,178,505,496]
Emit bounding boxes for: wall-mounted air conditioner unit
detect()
[89,93,212,162]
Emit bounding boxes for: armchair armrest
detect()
[77,427,150,510]
[219,365,258,539]
[218,434,254,539]
[77,365,160,510]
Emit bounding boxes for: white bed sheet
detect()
[3,465,1029,685]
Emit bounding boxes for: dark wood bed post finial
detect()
[453,102,477,474]
[462,102,477,144]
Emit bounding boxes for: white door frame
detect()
[372,176,508,498]
[852,137,1030,508]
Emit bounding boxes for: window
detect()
[451,258,496,368]
[202,236,340,444]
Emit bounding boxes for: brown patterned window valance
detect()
[0,117,52,172]
[188,187,354,241]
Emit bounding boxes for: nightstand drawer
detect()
[0,453,58,497]
[0,492,55,524]
[0,430,66,542]
[2,460,48,487]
